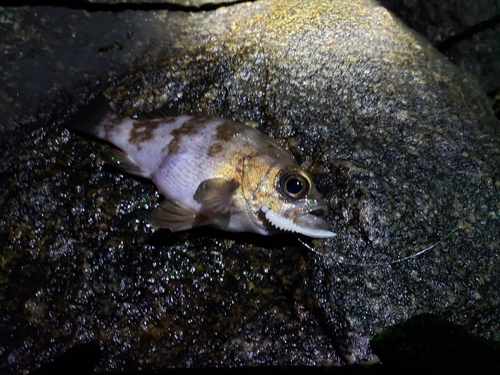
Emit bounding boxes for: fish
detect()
[68,98,336,238]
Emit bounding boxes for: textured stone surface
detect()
[1,0,499,373]
[0,6,188,131]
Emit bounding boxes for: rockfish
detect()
[69,99,335,238]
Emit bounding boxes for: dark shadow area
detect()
[32,342,102,375]
[371,313,500,373]
[35,360,385,375]
[29,317,500,374]
[435,13,500,52]
[0,0,251,12]
[492,91,500,121]
[147,224,302,250]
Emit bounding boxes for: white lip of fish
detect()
[260,204,336,238]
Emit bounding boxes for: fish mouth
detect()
[260,203,336,238]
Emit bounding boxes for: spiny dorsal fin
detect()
[136,105,179,120]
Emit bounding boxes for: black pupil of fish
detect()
[286,178,304,195]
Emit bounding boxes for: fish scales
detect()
[68,99,335,238]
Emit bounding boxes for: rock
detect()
[0,0,499,372]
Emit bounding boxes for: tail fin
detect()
[66,94,113,137]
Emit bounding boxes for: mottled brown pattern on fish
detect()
[167,117,207,155]
[103,116,123,139]
[215,121,238,142]
[129,120,162,150]
[207,143,224,157]
[206,121,240,157]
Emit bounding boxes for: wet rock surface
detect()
[1,0,500,373]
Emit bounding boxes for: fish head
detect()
[239,156,335,238]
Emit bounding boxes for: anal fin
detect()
[105,149,150,179]
[148,199,210,232]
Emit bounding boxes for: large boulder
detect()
[1,0,499,372]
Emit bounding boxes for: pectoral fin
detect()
[148,199,209,231]
[194,178,240,215]
[149,179,239,232]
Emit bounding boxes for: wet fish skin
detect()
[69,100,335,238]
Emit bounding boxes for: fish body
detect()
[70,100,335,238]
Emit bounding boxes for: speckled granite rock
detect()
[1,0,499,373]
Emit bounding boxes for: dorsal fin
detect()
[136,105,179,120]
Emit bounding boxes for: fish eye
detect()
[280,170,311,199]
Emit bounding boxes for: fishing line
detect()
[296,227,458,267]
